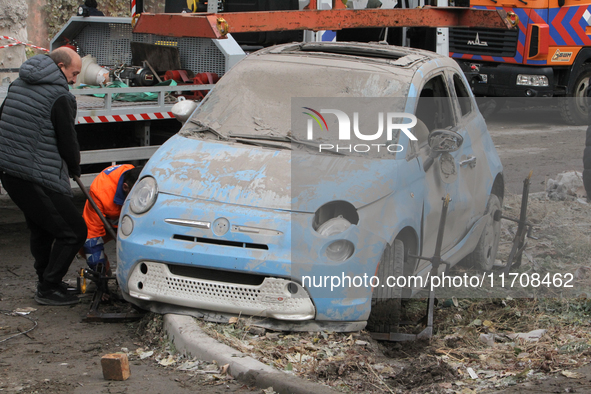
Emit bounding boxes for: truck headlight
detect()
[129,176,158,214]
[516,75,548,87]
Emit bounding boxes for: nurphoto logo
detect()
[302,107,418,153]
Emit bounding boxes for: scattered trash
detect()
[547,171,585,201]
[562,370,584,379]
[138,350,153,360]
[467,367,478,380]
[176,360,202,371]
[14,307,36,315]
[507,329,546,342]
[158,355,176,366]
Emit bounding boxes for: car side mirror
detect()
[428,129,464,153]
[423,129,464,172]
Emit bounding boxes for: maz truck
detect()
[450,0,591,124]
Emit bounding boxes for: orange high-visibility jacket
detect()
[83,164,134,239]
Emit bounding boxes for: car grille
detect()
[449,28,518,57]
[127,261,316,320]
[173,234,269,250]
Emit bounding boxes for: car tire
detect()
[366,239,404,333]
[463,194,502,271]
[560,64,591,125]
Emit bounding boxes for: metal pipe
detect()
[73,175,118,240]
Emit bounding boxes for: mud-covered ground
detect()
[0,101,590,393]
[0,214,252,394]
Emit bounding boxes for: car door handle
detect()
[459,156,477,168]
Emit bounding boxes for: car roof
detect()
[254,41,450,73]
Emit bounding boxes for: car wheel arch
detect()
[491,173,504,202]
[394,227,419,277]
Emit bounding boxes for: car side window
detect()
[453,74,472,117]
[414,74,455,146]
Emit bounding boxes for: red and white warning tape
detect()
[0,36,49,52]
[77,112,174,124]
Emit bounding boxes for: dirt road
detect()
[485,100,586,194]
[0,102,588,393]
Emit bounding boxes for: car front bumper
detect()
[127,261,316,320]
[117,192,385,322]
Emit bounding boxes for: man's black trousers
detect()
[1,172,87,288]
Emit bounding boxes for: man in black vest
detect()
[0,47,87,306]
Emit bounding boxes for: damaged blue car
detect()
[116,42,504,332]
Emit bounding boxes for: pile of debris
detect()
[546,170,587,201]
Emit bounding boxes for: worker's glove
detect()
[70,165,82,178]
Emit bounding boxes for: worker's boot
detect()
[34,283,80,306]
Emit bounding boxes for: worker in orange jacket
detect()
[82,164,142,273]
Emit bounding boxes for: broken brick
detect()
[101,353,130,381]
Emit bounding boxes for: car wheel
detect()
[366,239,404,333]
[560,64,591,125]
[464,194,502,271]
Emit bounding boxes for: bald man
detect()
[0,47,87,306]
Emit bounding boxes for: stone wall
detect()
[0,0,28,83]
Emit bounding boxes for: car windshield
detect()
[187,54,410,145]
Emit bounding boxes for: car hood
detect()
[145,134,399,212]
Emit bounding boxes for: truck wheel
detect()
[476,97,506,119]
[561,63,591,125]
[366,239,404,333]
[463,194,502,271]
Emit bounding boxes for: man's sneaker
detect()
[34,287,79,306]
[37,281,74,292]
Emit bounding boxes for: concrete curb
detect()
[164,314,339,394]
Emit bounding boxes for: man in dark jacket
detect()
[0,47,87,306]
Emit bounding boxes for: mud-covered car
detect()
[117,42,503,332]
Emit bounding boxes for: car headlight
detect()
[129,176,158,214]
[120,215,134,236]
[317,217,354,261]
[326,240,355,261]
[317,216,351,236]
